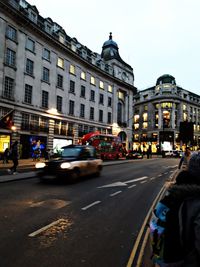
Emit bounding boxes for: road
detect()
[0,158,179,267]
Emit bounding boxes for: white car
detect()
[36,145,103,182]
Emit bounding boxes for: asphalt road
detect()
[0,158,179,267]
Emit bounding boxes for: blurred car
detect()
[126,150,143,159]
[36,145,103,182]
[165,150,183,158]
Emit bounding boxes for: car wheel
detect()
[70,168,80,182]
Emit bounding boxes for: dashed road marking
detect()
[28,218,67,237]
[81,201,101,211]
[128,184,137,189]
[110,191,122,197]
[140,180,147,184]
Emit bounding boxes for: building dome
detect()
[156,74,176,85]
[101,32,120,61]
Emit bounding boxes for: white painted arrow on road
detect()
[98,176,148,188]
[98,182,128,188]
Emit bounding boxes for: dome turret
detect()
[156,74,176,85]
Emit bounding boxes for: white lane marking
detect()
[164,172,168,175]
[28,218,66,237]
[124,176,148,184]
[169,170,174,173]
[140,180,147,184]
[110,191,122,197]
[150,177,156,180]
[128,184,137,189]
[81,201,101,211]
[98,182,127,188]
[157,174,162,177]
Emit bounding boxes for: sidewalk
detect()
[0,158,44,183]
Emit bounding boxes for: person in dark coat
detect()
[151,151,200,267]
[8,141,19,174]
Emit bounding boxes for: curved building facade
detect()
[133,74,200,153]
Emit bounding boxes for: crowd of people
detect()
[150,147,200,267]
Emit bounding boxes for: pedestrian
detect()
[3,148,10,164]
[150,151,200,267]
[8,141,19,174]
[178,147,191,170]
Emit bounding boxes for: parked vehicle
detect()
[126,150,143,159]
[36,145,103,182]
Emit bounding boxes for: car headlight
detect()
[60,162,71,169]
[35,162,46,169]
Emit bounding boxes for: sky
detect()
[29,0,200,95]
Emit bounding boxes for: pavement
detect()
[0,157,145,183]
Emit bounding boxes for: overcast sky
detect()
[29,0,200,95]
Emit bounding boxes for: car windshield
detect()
[61,147,82,158]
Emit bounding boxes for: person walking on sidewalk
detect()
[8,141,19,174]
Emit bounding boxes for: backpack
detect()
[149,201,170,264]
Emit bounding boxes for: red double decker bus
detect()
[81,131,124,160]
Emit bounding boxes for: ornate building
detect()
[133,74,200,153]
[0,0,136,158]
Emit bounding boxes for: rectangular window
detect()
[54,120,61,135]
[107,112,112,124]
[69,64,76,75]
[81,71,86,80]
[6,25,17,41]
[57,96,62,112]
[40,117,49,133]
[30,115,39,131]
[57,57,64,68]
[42,67,50,83]
[69,100,74,115]
[3,77,14,99]
[108,85,113,93]
[5,48,16,67]
[57,74,63,88]
[24,84,32,104]
[43,48,50,61]
[108,96,112,107]
[42,90,49,108]
[26,59,34,75]
[99,110,103,122]
[80,104,85,118]
[69,80,75,93]
[21,113,30,130]
[90,76,95,85]
[26,38,35,52]
[90,90,95,101]
[99,81,104,89]
[80,85,85,98]
[99,93,104,104]
[90,107,94,120]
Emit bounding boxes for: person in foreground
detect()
[150,151,200,267]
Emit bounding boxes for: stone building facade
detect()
[0,0,136,158]
[133,74,200,153]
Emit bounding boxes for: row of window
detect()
[5,26,113,92]
[5,47,114,95]
[3,77,112,123]
[3,76,112,108]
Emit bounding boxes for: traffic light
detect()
[179,121,194,143]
